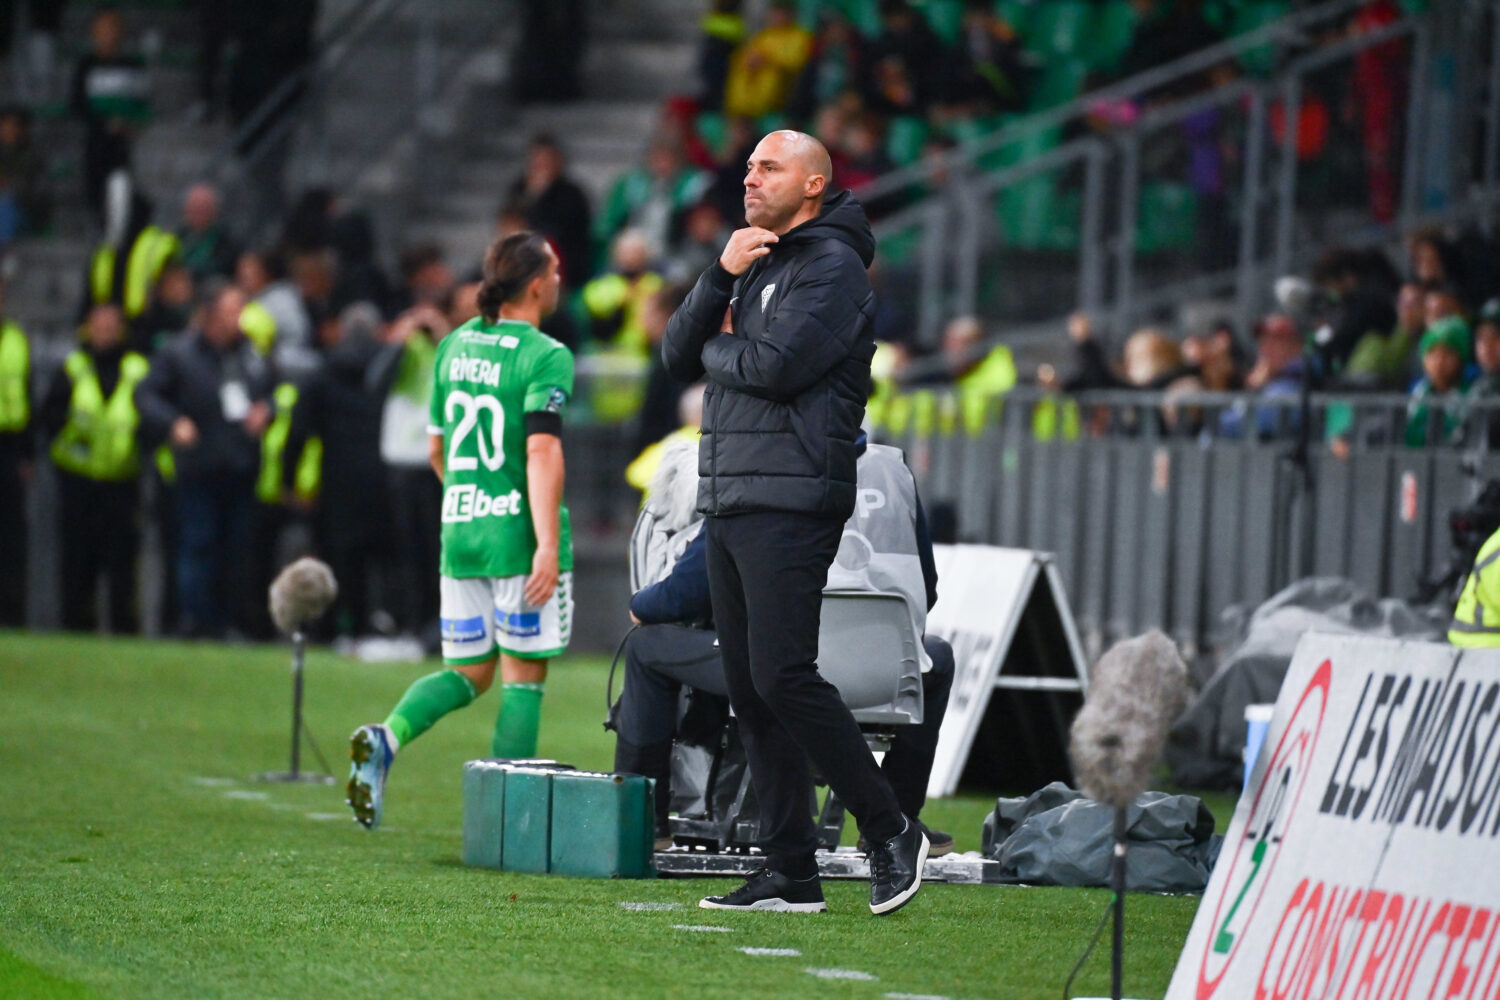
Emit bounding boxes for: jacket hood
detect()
[779,189,875,268]
[647,438,701,532]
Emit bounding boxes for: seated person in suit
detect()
[612,435,956,854]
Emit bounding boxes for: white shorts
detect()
[439,572,573,664]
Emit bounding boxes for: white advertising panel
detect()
[1168,634,1500,1000]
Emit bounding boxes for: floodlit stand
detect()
[256,630,335,785]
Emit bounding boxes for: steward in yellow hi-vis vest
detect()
[90,222,178,320]
[0,283,33,626]
[38,304,144,633]
[1450,526,1500,647]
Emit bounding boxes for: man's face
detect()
[1476,324,1500,374]
[183,186,218,232]
[743,134,816,231]
[236,253,268,294]
[208,289,246,347]
[87,305,124,351]
[527,145,561,184]
[1426,291,1461,326]
[92,13,122,56]
[1397,284,1425,332]
[1424,345,1463,391]
[537,247,562,318]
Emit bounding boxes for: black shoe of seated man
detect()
[868,817,928,916]
[699,868,827,913]
[859,821,953,858]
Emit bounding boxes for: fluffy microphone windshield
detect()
[1069,629,1189,810]
[268,558,339,634]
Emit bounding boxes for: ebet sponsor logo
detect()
[442,484,523,523]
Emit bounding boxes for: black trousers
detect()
[0,450,27,626]
[57,470,139,633]
[387,465,441,633]
[705,511,904,876]
[614,624,956,823]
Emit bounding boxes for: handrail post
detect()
[1112,136,1140,339]
[1272,73,1301,285]
[1079,141,1106,317]
[917,199,947,345]
[1236,88,1268,339]
[1401,21,1431,228]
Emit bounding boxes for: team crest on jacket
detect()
[761,284,776,312]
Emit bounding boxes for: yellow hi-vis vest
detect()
[954,346,1017,435]
[50,350,148,481]
[256,382,322,505]
[240,300,277,356]
[90,226,180,319]
[0,321,29,432]
[1450,528,1500,647]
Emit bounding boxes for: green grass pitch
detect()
[0,632,1224,999]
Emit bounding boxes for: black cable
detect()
[602,625,639,729]
[301,720,335,777]
[1061,892,1116,1000]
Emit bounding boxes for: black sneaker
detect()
[860,820,953,858]
[699,868,827,913]
[868,817,928,915]
[922,826,954,857]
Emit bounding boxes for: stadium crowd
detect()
[0,0,1472,644]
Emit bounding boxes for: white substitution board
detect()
[1167,633,1500,1000]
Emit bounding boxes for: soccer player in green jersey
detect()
[347,233,575,830]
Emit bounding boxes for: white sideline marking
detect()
[885,993,952,1000]
[304,812,346,822]
[191,777,236,787]
[223,790,269,801]
[672,924,733,933]
[806,968,878,981]
[738,947,800,957]
[618,901,680,911]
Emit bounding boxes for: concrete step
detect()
[580,39,696,102]
[591,0,704,42]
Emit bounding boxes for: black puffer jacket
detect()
[662,190,876,520]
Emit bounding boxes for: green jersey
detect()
[430,317,575,579]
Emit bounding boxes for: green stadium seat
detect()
[795,0,824,27]
[997,177,1057,251]
[1202,0,1237,32]
[832,0,883,36]
[754,112,789,135]
[1027,58,1088,111]
[993,0,1031,36]
[1135,181,1199,254]
[1024,1,1091,57]
[918,0,965,44]
[695,111,727,157]
[1088,1,1139,73]
[887,115,930,167]
[879,227,921,266]
[1231,1,1290,76]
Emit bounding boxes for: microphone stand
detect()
[1110,806,1126,1000]
[257,628,336,784]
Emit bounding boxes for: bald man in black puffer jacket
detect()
[662,130,927,917]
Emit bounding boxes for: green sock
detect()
[384,669,478,748]
[492,682,545,758]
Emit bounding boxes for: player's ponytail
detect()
[478,232,552,323]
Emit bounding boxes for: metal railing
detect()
[869,387,1500,662]
[866,1,1500,349]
